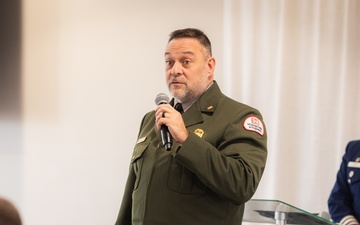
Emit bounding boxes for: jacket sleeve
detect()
[115,115,149,225]
[114,165,135,225]
[328,142,357,223]
[172,109,267,205]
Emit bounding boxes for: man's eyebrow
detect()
[165,51,195,56]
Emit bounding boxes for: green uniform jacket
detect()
[115,81,267,225]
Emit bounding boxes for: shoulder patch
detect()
[243,116,264,136]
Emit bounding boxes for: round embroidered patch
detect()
[243,116,264,136]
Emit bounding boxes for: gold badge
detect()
[194,129,204,138]
[207,105,214,110]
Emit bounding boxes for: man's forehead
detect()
[165,39,204,56]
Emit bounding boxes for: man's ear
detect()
[207,57,216,76]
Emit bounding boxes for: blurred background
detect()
[0,0,359,224]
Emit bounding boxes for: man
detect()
[115,28,267,225]
[0,197,22,225]
[328,140,360,225]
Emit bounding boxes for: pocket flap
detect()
[131,141,149,163]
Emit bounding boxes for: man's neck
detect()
[175,81,214,112]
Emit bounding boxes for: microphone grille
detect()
[155,93,170,105]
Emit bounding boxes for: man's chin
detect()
[170,89,186,101]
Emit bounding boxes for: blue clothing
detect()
[328,140,360,223]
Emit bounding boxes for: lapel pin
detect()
[194,129,204,138]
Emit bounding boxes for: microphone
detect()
[155,93,172,151]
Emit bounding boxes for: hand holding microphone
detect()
[154,93,188,150]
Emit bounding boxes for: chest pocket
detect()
[167,157,206,195]
[131,140,150,190]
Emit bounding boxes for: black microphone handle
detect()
[161,124,172,151]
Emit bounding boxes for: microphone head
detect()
[155,93,170,105]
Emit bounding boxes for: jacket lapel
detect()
[182,81,222,127]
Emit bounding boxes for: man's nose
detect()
[170,62,183,76]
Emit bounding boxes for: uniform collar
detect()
[173,81,215,112]
[170,81,223,127]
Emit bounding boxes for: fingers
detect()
[155,104,188,144]
[155,104,176,118]
[155,104,179,129]
[155,104,174,129]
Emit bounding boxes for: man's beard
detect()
[169,86,189,103]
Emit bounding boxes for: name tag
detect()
[136,136,147,144]
[348,161,360,168]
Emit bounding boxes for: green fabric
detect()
[115,81,268,225]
